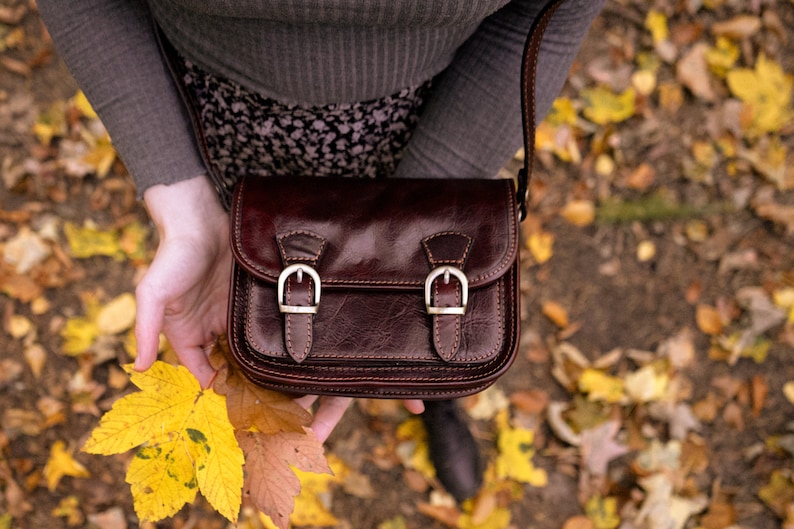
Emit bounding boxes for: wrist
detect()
[143,176,227,240]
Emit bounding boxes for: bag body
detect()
[227,175,520,398]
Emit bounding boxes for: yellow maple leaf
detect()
[396,417,437,480]
[578,369,626,404]
[32,100,67,146]
[644,10,669,44]
[288,456,346,527]
[494,425,547,486]
[60,293,135,356]
[82,139,117,179]
[585,495,621,529]
[546,97,578,126]
[43,441,91,491]
[727,54,794,135]
[739,136,794,190]
[773,287,794,323]
[118,220,151,263]
[536,98,581,162]
[757,470,794,518]
[582,86,636,125]
[526,230,554,264]
[458,506,511,529]
[706,36,739,77]
[60,317,100,356]
[82,362,244,523]
[71,90,98,120]
[52,495,83,526]
[64,222,123,260]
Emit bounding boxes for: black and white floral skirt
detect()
[181,59,431,194]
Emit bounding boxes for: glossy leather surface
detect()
[228,175,520,399]
[231,176,518,289]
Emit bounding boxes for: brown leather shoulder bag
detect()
[159,0,565,399]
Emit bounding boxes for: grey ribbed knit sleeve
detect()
[394,0,605,180]
[37,0,604,194]
[37,0,207,197]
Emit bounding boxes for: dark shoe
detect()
[420,399,483,502]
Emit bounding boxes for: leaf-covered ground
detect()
[2,1,794,528]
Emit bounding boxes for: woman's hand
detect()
[134,176,231,387]
[132,176,425,442]
[296,396,424,442]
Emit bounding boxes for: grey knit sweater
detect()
[37,0,604,195]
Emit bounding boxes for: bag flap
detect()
[231,176,518,289]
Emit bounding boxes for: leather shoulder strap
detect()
[517,0,566,221]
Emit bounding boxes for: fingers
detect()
[310,396,353,442]
[173,345,217,389]
[403,399,425,414]
[133,280,165,373]
[298,396,423,443]
[294,394,319,410]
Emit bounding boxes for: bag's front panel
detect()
[243,271,508,365]
[229,262,519,398]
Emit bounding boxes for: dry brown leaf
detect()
[210,338,311,434]
[680,435,709,474]
[2,408,43,439]
[696,304,724,335]
[560,200,595,226]
[542,300,570,328]
[700,500,737,529]
[625,163,656,190]
[469,490,498,526]
[337,468,373,499]
[403,468,430,493]
[0,4,27,24]
[0,266,42,302]
[416,502,461,527]
[685,279,703,304]
[563,515,596,529]
[0,56,31,76]
[711,15,762,39]
[751,374,769,417]
[692,393,720,423]
[676,43,717,101]
[722,401,744,431]
[510,389,549,415]
[237,430,330,529]
[657,328,696,369]
[0,461,32,518]
[37,396,67,428]
[23,343,46,378]
[752,199,794,236]
[86,507,127,529]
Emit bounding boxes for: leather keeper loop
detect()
[423,232,472,362]
[276,232,327,363]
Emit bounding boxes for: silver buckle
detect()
[277,264,321,314]
[425,266,468,315]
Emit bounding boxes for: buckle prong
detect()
[277,264,321,314]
